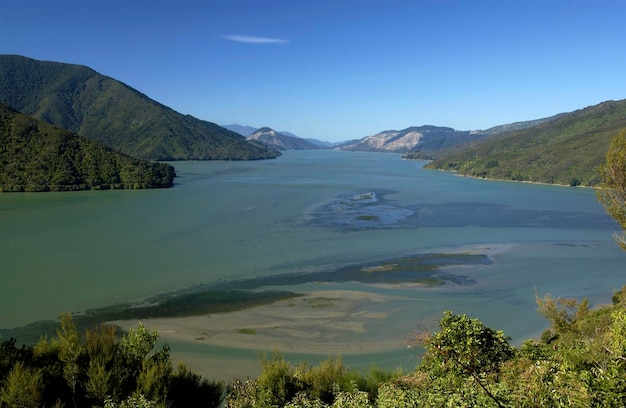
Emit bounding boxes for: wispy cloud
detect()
[219,34,288,45]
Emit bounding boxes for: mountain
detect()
[0,103,175,192]
[0,55,280,161]
[225,124,336,147]
[223,124,258,137]
[338,125,487,155]
[425,99,626,186]
[479,113,568,135]
[246,127,319,150]
[305,138,337,147]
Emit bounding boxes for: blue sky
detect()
[2,0,625,142]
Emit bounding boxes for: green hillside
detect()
[425,100,626,186]
[0,103,175,191]
[0,55,280,161]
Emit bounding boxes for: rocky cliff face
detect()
[339,126,475,153]
[247,127,319,150]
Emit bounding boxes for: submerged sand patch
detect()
[109,290,403,355]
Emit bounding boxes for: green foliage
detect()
[328,382,371,408]
[419,311,513,376]
[118,323,158,370]
[596,128,626,249]
[0,316,224,408]
[0,103,175,191]
[375,382,420,408]
[425,100,626,186]
[295,356,348,404]
[0,361,43,408]
[0,55,281,161]
[226,354,400,407]
[56,313,84,406]
[168,363,225,408]
[257,351,298,406]
[102,394,162,408]
[85,325,117,402]
[535,293,589,338]
[412,311,513,407]
[224,379,266,408]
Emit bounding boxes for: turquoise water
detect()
[1,150,624,378]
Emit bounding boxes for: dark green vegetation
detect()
[0,55,280,161]
[0,103,175,191]
[0,315,225,408]
[420,100,626,186]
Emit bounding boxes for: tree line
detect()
[0,103,175,192]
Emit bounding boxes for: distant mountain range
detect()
[336,125,486,156]
[223,124,334,148]
[223,124,258,137]
[225,119,564,157]
[246,127,319,150]
[0,55,280,161]
[0,103,175,191]
[2,54,624,189]
[422,99,626,186]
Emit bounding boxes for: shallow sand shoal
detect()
[109,290,407,356]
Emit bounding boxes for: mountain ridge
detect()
[424,99,626,186]
[246,127,319,150]
[0,55,281,161]
[337,125,487,155]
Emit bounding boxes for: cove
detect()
[1,150,624,380]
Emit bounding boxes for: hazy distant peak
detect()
[222,124,258,137]
[247,127,319,151]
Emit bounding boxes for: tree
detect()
[596,128,626,249]
[85,325,118,402]
[411,311,513,407]
[535,293,589,341]
[56,313,84,407]
[168,363,225,408]
[0,362,43,408]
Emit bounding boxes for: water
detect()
[1,150,624,379]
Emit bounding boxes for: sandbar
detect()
[109,290,405,356]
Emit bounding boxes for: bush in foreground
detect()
[0,315,224,408]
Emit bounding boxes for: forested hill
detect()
[0,55,280,161]
[424,99,626,186]
[0,103,175,191]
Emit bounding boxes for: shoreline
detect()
[422,165,594,189]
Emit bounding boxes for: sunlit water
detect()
[1,150,624,378]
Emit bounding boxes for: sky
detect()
[1,0,626,142]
